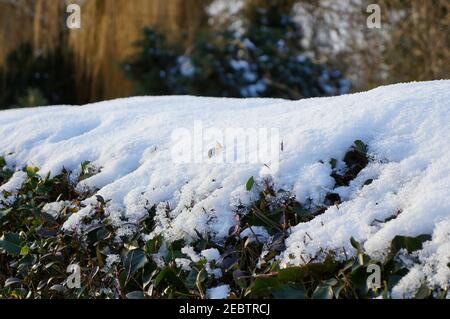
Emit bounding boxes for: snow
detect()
[104,254,120,272]
[240,226,271,244]
[1,80,449,294]
[175,258,193,272]
[42,201,71,219]
[201,248,221,262]
[391,266,425,299]
[0,171,27,208]
[181,246,201,263]
[206,284,231,299]
[0,171,27,194]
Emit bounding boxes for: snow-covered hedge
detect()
[0,80,449,298]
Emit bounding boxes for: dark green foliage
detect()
[123,29,184,96]
[245,176,255,191]
[0,153,441,299]
[331,140,370,187]
[0,43,77,109]
[182,30,256,97]
[124,3,350,99]
[239,2,348,99]
[0,156,13,185]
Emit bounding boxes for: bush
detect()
[0,143,442,299]
[123,2,350,99]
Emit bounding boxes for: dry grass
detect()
[0,0,210,102]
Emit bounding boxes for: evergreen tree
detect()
[124,1,351,99]
[123,29,184,96]
[239,0,350,98]
[182,30,258,97]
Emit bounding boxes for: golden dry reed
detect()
[0,0,210,102]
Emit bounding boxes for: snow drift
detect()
[1,80,449,295]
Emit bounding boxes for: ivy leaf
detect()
[312,285,333,299]
[126,291,145,299]
[50,284,66,293]
[0,233,22,256]
[20,246,29,256]
[350,237,363,251]
[354,140,368,153]
[329,158,337,169]
[271,284,306,299]
[123,249,148,276]
[278,266,306,282]
[0,207,13,220]
[333,280,346,299]
[26,165,39,177]
[350,237,365,265]
[0,156,6,168]
[96,246,104,268]
[349,265,369,295]
[414,284,431,299]
[4,277,21,287]
[81,161,91,172]
[388,234,431,260]
[246,176,255,191]
[145,236,161,254]
[153,267,184,289]
[249,277,281,297]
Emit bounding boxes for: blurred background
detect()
[0,0,448,109]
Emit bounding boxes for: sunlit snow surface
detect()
[1,81,449,296]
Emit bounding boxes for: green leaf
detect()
[329,158,337,169]
[233,270,247,289]
[414,284,431,299]
[126,291,145,299]
[387,275,403,291]
[0,233,22,256]
[350,237,365,265]
[271,284,306,299]
[123,249,148,276]
[153,267,184,289]
[4,277,21,287]
[388,234,431,259]
[325,278,338,286]
[0,156,6,168]
[354,140,368,153]
[96,246,104,268]
[312,285,333,299]
[50,284,66,293]
[249,277,281,297]
[196,268,208,285]
[20,246,29,256]
[278,266,306,282]
[278,258,340,283]
[81,161,91,172]
[333,280,346,299]
[292,202,311,216]
[350,237,363,251]
[26,165,39,177]
[0,207,12,220]
[349,265,369,296]
[118,271,127,289]
[185,269,199,290]
[246,176,255,191]
[145,236,161,254]
[142,263,157,288]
